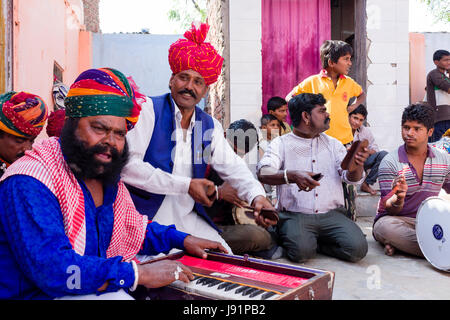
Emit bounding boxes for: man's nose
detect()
[103,131,117,146]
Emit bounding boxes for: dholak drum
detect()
[416,197,450,271]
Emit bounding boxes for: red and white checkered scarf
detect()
[0,137,148,262]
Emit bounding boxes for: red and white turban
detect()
[168,22,224,86]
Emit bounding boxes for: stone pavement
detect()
[274,216,450,300]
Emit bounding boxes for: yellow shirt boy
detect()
[288,69,363,145]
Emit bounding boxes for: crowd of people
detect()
[0,22,448,300]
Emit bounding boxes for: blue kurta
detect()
[0,175,188,299]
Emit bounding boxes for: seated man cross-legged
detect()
[257,93,369,263]
[373,103,450,257]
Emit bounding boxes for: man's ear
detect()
[428,127,434,138]
[301,111,310,124]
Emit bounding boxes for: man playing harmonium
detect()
[257,93,369,263]
[121,22,277,255]
[0,68,227,300]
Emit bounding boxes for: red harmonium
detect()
[133,251,334,300]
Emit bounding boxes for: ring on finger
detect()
[174,266,183,280]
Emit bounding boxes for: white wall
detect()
[228,0,262,127]
[366,0,410,152]
[423,32,450,74]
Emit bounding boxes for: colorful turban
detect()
[0,91,48,138]
[64,68,144,130]
[46,109,66,137]
[168,22,224,86]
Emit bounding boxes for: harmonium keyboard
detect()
[132,251,334,300]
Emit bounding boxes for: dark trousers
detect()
[219,224,275,255]
[276,208,368,263]
[364,151,388,185]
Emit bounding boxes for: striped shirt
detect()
[375,145,450,222]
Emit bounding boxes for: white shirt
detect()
[257,132,364,214]
[121,97,265,253]
[353,125,379,152]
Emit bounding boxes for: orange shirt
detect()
[290,70,363,144]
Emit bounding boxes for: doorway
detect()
[330,0,367,92]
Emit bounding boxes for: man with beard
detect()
[0,68,226,300]
[257,93,369,262]
[0,91,48,177]
[121,23,276,255]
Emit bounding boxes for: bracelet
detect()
[284,169,290,185]
[129,260,139,292]
[215,185,219,200]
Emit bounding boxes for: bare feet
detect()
[384,244,395,256]
[361,181,377,195]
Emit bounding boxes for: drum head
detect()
[416,197,450,271]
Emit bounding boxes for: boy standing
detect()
[286,40,366,145]
[267,96,291,135]
[348,104,388,195]
[426,50,450,142]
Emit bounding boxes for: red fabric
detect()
[261,0,331,117]
[46,109,66,137]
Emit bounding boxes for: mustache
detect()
[88,143,121,160]
[178,89,197,99]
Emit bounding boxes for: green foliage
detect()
[168,0,207,33]
[420,0,450,24]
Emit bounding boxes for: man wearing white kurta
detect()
[121,23,276,255]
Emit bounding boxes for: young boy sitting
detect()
[267,96,291,135]
[259,114,281,154]
[286,40,366,145]
[259,114,281,204]
[348,104,388,195]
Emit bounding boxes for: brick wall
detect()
[82,0,100,33]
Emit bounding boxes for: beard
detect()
[60,118,129,185]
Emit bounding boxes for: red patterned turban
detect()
[169,22,224,86]
[0,91,48,138]
[46,109,66,137]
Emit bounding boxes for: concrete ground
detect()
[274,216,450,300]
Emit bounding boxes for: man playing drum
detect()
[373,103,450,257]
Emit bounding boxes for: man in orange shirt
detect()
[286,40,366,145]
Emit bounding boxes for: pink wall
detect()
[409,33,426,104]
[261,0,331,115]
[13,0,91,117]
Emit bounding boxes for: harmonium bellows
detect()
[133,251,334,300]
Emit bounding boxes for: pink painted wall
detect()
[261,0,331,115]
[409,32,426,104]
[12,0,91,116]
